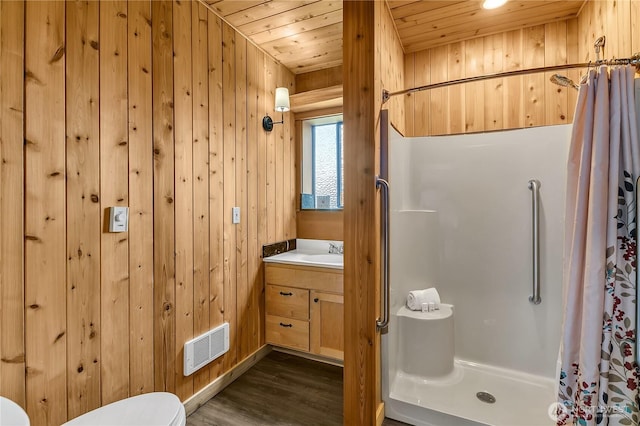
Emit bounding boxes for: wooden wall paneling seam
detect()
[192,0,212,393]
[282,67,293,240]
[615,1,631,72]
[404,53,416,137]
[207,11,225,380]
[152,0,176,393]
[544,21,569,126]
[100,0,130,405]
[382,4,405,135]
[66,0,101,417]
[632,0,640,55]
[221,22,238,370]
[463,37,485,133]
[266,59,276,244]
[235,34,249,361]
[447,42,464,134]
[173,0,195,400]
[605,0,619,58]
[503,29,524,129]
[413,49,431,136]
[577,0,591,62]
[593,1,605,60]
[0,0,25,409]
[566,18,579,124]
[256,50,268,347]
[287,69,296,239]
[24,1,68,424]
[275,66,285,242]
[343,2,379,424]
[429,46,447,135]
[246,43,260,356]
[523,25,545,128]
[483,33,504,131]
[127,0,154,397]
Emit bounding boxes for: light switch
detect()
[109,207,129,232]
[232,207,240,224]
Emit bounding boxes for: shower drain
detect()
[476,391,496,404]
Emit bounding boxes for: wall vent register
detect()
[184,323,229,376]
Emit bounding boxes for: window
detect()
[301,115,343,209]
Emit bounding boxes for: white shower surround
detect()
[384,125,572,425]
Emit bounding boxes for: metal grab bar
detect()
[528,179,542,305]
[376,176,390,329]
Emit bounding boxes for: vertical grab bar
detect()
[376,176,390,329]
[528,179,542,305]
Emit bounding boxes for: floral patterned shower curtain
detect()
[557,65,640,426]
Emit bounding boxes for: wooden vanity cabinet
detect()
[265,263,344,361]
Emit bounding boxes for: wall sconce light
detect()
[262,87,290,132]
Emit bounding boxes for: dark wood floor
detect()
[187,350,410,426]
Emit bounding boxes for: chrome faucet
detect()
[328,242,344,254]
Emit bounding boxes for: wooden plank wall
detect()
[0,1,295,424]
[380,2,405,135]
[404,19,583,137]
[404,0,640,138]
[577,0,640,64]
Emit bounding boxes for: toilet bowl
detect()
[62,392,185,426]
[0,396,30,426]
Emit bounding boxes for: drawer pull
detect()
[314,298,319,303]
[279,322,293,328]
[279,291,293,296]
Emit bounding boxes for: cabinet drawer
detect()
[266,285,309,320]
[266,315,309,352]
[266,264,343,294]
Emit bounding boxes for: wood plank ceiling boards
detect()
[209,0,584,74]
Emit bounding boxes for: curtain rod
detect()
[382,54,640,103]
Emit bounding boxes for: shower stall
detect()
[382,124,572,426]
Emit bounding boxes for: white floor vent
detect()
[184,323,229,376]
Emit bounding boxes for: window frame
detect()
[310,120,344,209]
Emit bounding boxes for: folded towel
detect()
[407,288,440,311]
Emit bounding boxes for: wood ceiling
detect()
[205,0,585,75]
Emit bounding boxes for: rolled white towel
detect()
[407,288,440,311]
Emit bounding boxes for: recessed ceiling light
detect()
[482,0,507,9]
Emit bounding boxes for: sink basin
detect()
[263,250,344,269]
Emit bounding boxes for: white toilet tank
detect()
[0,396,30,426]
[62,392,185,426]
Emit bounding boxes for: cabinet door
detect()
[310,291,344,360]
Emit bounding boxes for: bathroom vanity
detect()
[263,240,344,361]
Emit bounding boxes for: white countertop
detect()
[263,239,344,270]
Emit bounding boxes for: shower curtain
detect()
[558,66,640,426]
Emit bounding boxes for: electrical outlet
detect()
[232,207,240,224]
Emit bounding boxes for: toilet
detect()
[0,396,30,426]
[63,392,185,426]
[0,392,184,426]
